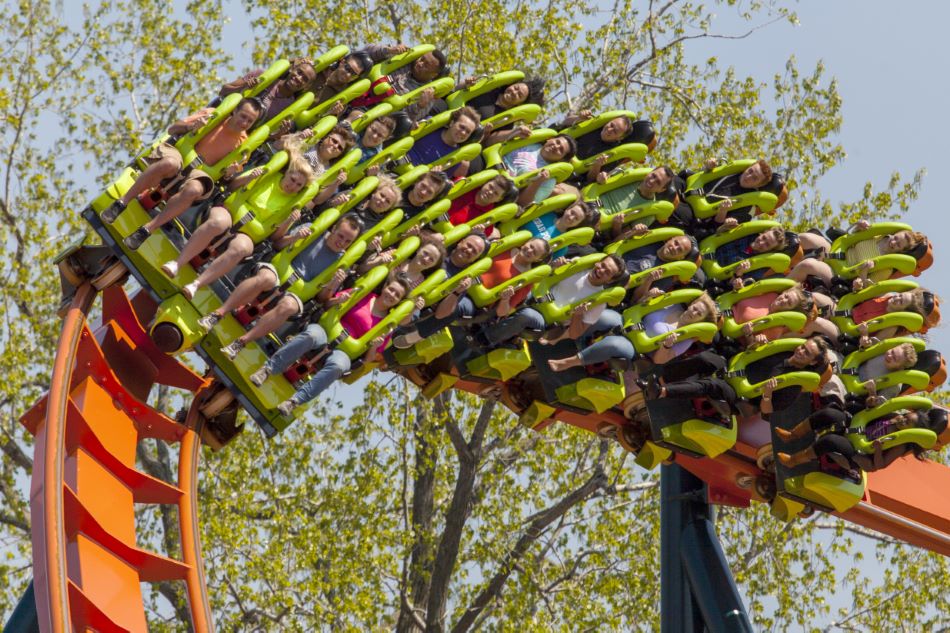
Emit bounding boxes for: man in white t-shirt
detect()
[541,254,628,345]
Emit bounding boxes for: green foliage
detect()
[0,0,945,631]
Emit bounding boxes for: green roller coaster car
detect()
[684,159,785,220]
[699,220,794,281]
[827,221,925,280]
[300,265,416,390]
[780,467,867,514]
[831,280,925,336]
[368,44,435,86]
[560,110,652,171]
[603,228,700,291]
[530,254,627,325]
[847,396,936,453]
[149,205,343,354]
[445,71,524,108]
[529,255,629,413]
[87,117,274,302]
[644,397,737,459]
[459,231,554,381]
[716,279,807,339]
[396,107,484,174]
[581,166,676,230]
[726,338,823,399]
[622,289,720,354]
[840,336,930,396]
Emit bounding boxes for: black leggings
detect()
[659,350,727,383]
[808,407,850,433]
[663,377,738,408]
[814,433,856,460]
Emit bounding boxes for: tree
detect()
[0,0,946,630]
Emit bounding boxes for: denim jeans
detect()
[292,349,352,405]
[578,335,635,364]
[581,309,624,344]
[416,295,476,337]
[265,323,328,374]
[484,307,545,344]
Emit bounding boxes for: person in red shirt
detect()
[850,286,939,338]
[102,98,264,250]
[446,174,519,233]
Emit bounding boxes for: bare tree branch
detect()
[451,461,608,633]
[424,399,495,632]
[397,391,445,633]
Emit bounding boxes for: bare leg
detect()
[193,234,254,290]
[143,179,205,233]
[238,295,298,345]
[797,232,832,252]
[777,445,817,467]
[788,258,833,285]
[211,269,279,317]
[812,291,835,311]
[775,419,813,442]
[175,206,233,267]
[548,354,583,372]
[120,157,179,205]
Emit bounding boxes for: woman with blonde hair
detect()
[161,150,328,299]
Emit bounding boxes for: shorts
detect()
[283,292,305,317]
[251,261,280,283]
[246,263,304,316]
[145,142,215,200]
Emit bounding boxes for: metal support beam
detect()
[3,579,40,633]
[661,464,753,633]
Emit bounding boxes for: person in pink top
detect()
[731,283,838,347]
[248,277,422,415]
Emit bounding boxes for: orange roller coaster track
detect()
[20,284,214,633]
[15,282,950,632]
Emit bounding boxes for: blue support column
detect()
[661,464,703,633]
[3,579,39,633]
[661,463,753,633]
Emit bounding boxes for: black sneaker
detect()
[123,227,150,250]
[101,200,126,224]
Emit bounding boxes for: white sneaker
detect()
[277,399,297,417]
[249,366,270,386]
[221,339,245,360]
[161,261,179,278]
[181,281,199,301]
[196,312,221,333]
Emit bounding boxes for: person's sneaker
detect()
[161,261,179,278]
[101,200,126,224]
[196,312,221,333]
[249,366,270,387]
[277,399,297,417]
[393,330,423,349]
[220,339,245,360]
[181,281,199,301]
[123,227,150,250]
